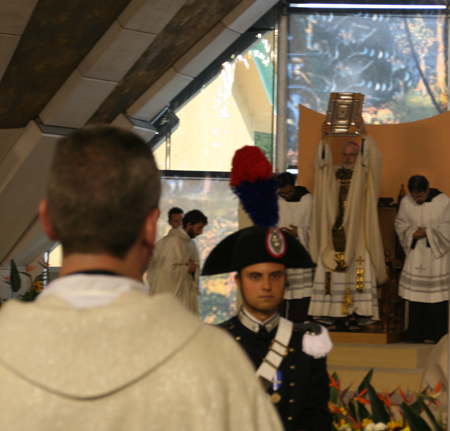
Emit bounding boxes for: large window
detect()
[153,33,276,171]
[155,173,238,323]
[287,8,448,167]
[152,33,277,323]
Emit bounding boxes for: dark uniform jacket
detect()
[220,311,332,431]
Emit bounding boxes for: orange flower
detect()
[329,374,340,390]
[399,388,414,404]
[377,391,392,409]
[26,265,36,272]
[329,403,341,414]
[353,388,371,405]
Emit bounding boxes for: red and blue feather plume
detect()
[230,146,279,227]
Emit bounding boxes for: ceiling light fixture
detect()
[289,3,446,10]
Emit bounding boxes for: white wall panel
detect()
[40,69,117,128]
[0,0,39,35]
[118,0,186,34]
[78,21,156,82]
[127,68,193,121]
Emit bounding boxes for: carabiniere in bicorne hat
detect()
[201,145,315,277]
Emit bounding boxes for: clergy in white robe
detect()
[25,126,281,431]
[421,334,448,414]
[308,121,386,327]
[277,172,314,322]
[0,274,283,431]
[147,225,202,315]
[395,175,450,343]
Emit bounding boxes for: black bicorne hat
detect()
[202,146,315,276]
[201,226,315,276]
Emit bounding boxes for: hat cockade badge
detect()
[265,228,286,258]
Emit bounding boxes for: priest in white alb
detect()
[277,172,314,322]
[147,209,208,316]
[308,117,386,330]
[395,175,450,343]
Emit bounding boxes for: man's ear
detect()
[143,207,160,249]
[39,199,58,241]
[234,273,242,292]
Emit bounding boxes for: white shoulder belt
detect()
[256,317,293,382]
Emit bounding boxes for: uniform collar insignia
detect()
[238,308,280,334]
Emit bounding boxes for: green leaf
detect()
[340,385,351,402]
[348,399,357,422]
[351,399,360,424]
[329,372,340,404]
[409,399,423,415]
[357,402,370,421]
[402,402,433,431]
[364,380,390,424]
[416,398,443,431]
[330,386,340,405]
[19,289,40,302]
[358,368,373,394]
[418,393,440,405]
[34,274,45,282]
[9,260,21,293]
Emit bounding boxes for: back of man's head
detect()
[182,209,208,228]
[408,175,429,193]
[46,126,161,259]
[277,172,295,188]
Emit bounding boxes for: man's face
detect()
[341,143,359,169]
[185,222,205,238]
[410,189,429,205]
[278,184,296,200]
[169,213,183,229]
[236,262,286,321]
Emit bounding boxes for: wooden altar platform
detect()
[329,330,404,344]
[327,333,435,393]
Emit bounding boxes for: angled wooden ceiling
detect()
[0,0,279,266]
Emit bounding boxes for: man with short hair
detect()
[168,206,183,229]
[202,226,333,431]
[308,117,386,330]
[147,209,207,315]
[0,126,283,431]
[277,172,314,322]
[395,175,450,343]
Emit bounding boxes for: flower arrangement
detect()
[2,260,47,302]
[329,369,445,431]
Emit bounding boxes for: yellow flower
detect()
[362,418,374,428]
[33,281,42,292]
[401,427,410,431]
[338,421,352,431]
[387,420,403,431]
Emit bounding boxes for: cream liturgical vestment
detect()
[147,227,201,315]
[0,274,284,431]
[421,334,449,414]
[308,135,386,322]
[278,193,314,299]
[395,192,450,303]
